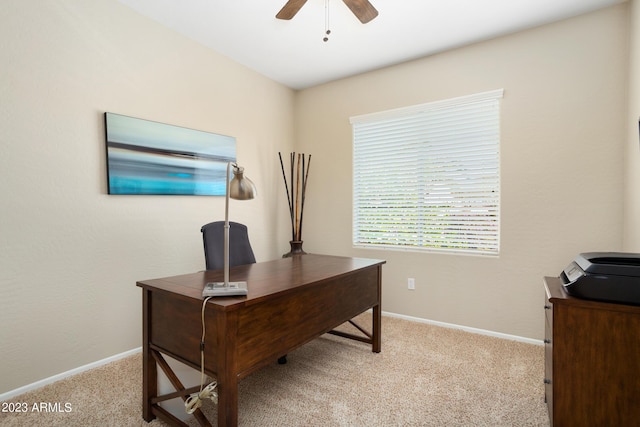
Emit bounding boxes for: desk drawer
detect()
[236,266,379,374]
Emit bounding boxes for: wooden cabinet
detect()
[544,277,640,427]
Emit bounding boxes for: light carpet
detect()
[0,314,550,426]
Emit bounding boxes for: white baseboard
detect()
[1,313,541,401]
[0,347,142,402]
[381,310,543,346]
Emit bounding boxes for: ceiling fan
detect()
[276,0,378,24]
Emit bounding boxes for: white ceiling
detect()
[117,0,626,90]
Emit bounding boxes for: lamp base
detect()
[203,281,248,297]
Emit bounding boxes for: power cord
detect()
[184,296,218,414]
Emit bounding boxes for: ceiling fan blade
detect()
[276,0,309,20]
[343,0,378,24]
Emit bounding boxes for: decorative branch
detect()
[279,152,312,242]
[290,152,294,236]
[298,154,311,241]
[294,154,301,240]
[278,152,295,240]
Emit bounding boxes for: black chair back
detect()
[201,221,256,270]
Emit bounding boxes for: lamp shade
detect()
[229,165,256,200]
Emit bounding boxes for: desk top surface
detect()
[137,254,385,309]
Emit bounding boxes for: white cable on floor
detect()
[185,296,218,414]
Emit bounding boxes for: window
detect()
[351,89,503,255]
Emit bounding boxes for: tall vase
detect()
[282,240,306,258]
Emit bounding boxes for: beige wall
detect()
[0,0,294,394]
[625,0,640,251]
[296,4,629,339]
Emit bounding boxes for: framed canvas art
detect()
[104,112,236,195]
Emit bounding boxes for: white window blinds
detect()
[351,89,503,255]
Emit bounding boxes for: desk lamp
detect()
[203,162,256,297]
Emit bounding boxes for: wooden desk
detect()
[137,254,385,426]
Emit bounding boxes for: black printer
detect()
[561,252,640,305]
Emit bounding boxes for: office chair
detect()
[201,221,256,270]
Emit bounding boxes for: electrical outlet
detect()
[408,278,415,290]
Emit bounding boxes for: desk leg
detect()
[142,289,157,422]
[216,310,239,427]
[217,375,239,427]
[372,303,381,353]
[372,265,382,353]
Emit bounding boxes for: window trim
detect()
[350,89,504,125]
